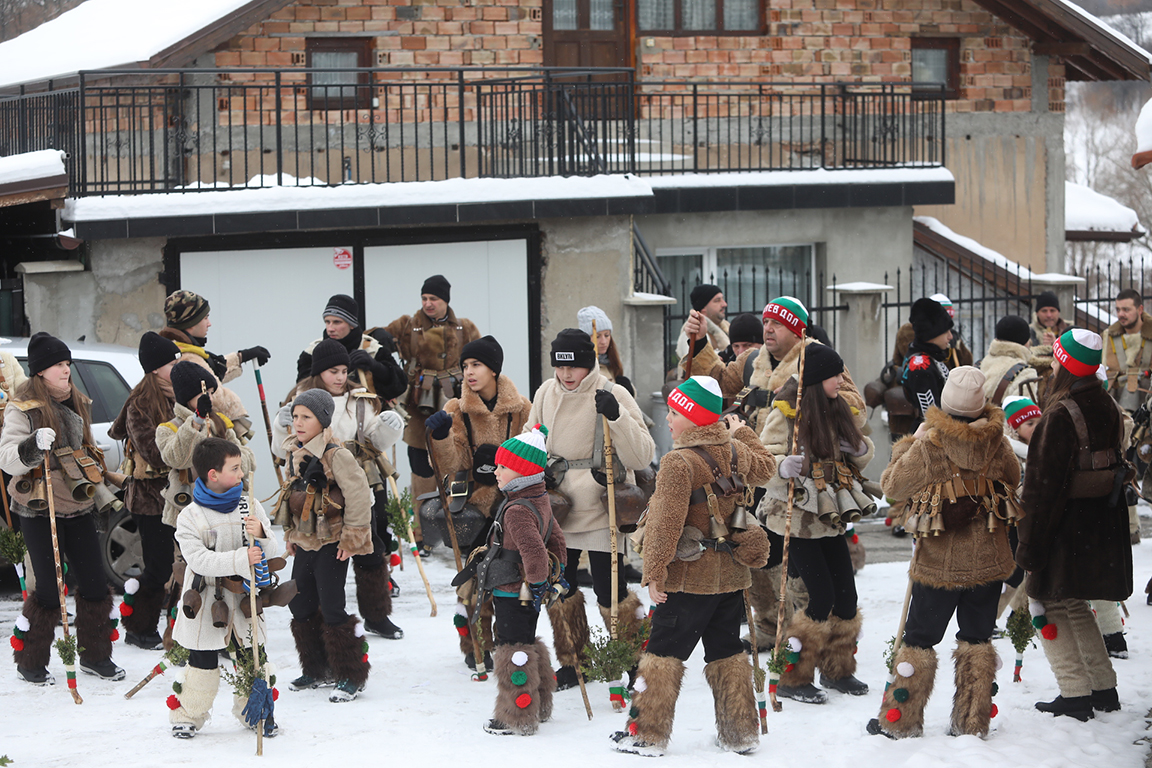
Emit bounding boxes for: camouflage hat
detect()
[164,290,210,331]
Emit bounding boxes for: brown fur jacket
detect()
[281,430,373,556]
[109,392,174,517]
[494,481,567,593]
[1102,311,1152,409]
[642,422,775,595]
[881,404,1019,589]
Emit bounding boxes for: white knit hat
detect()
[941,366,986,418]
[577,306,612,336]
[929,293,955,318]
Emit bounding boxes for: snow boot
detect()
[1035,695,1094,721]
[1091,687,1121,712]
[354,560,403,639]
[612,653,685,756]
[555,665,580,691]
[289,612,330,689]
[949,640,997,737]
[13,595,58,685]
[76,591,124,680]
[466,651,494,672]
[490,642,545,735]
[121,582,165,649]
[1102,632,1128,659]
[819,611,868,695]
[871,644,937,739]
[169,665,220,736]
[548,590,589,689]
[705,653,759,754]
[324,615,369,702]
[776,612,828,704]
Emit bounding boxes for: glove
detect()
[239,346,271,366]
[195,394,214,420]
[299,456,328,490]
[380,410,404,434]
[206,352,228,379]
[591,468,609,487]
[369,328,398,357]
[472,444,498,486]
[35,428,55,450]
[594,389,620,421]
[839,439,867,457]
[528,581,550,613]
[349,349,375,371]
[276,404,293,430]
[426,410,452,440]
[777,454,805,479]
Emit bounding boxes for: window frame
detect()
[910,37,961,101]
[305,37,374,111]
[637,0,765,36]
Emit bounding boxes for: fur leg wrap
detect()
[705,653,759,753]
[121,584,165,636]
[779,612,828,687]
[547,589,589,668]
[457,598,495,656]
[745,565,789,651]
[820,611,862,680]
[533,639,556,723]
[877,645,937,739]
[13,595,58,670]
[323,615,369,688]
[169,665,220,730]
[353,561,393,623]
[75,590,114,664]
[951,641,997,738]
[626,653,685,750]
[598,591,647,666]
[492,642,545,735]
[291,612,328,679]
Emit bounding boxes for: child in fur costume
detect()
[480,426,566,735]
[170,438,281,739]
[278,388,374,703]
[612,377,773,757]
[869,367,1019,739]
[758,344,875,703]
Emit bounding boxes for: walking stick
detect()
[386,473,437,616]
[249,553,264,755]
[744,589,768,734]
[253,365,284,486]
[879,571,915,702]
[426,426,486,679]
[683,327,699,380]
[0,468,11,529]
[44,456,82,704]
[770,332,806,712]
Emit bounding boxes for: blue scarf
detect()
[192,477,243,513]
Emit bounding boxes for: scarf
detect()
[499,472,545,493]
[192,477,243,513]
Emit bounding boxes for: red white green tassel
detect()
[1029,600,1056,640]
[14,562,27,601]
[10,614,30,651]
[609,678,627,711]
[1013,651,1024,682]
[65,665,77,690]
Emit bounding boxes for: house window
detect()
[911,38,960,99]
[638,0,762,34]
[306,38,373,110]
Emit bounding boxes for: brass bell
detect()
[904,513,919,536]
[93,483,123,515]
[816,488,839,525]
[987,509,1000,533]
[729,505,751,532]
[917,513,933,537]
[929,514,945,536]
[835,487,862,523]
[26,477,48,511]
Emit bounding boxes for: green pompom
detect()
[1031,616,1046,629]
[510,670,528,686]
[361,641,370,654]
[991,682,999,696]
[893,688,909,703]
[629,706,639,718]
[453,614,468,628]
[786,650,800,664]
[172,681,183,694]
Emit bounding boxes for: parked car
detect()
[0,338,144,588]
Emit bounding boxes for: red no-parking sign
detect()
[333,248,352,270]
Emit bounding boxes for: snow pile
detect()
[1053,0,1152,65]
[1065,181,1145,234]
[915,216,1037,279]
[1134,97,1152,167]
[0,149,66,186]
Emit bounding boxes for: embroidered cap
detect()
[1003,396,1042,430]
[668,375,723,426]
[496,425,549,475]
[1053,329,1102,378]
[762,296,809,338]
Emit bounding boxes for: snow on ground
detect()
[1065,181,1146,235]
[0,150,66,186]
[2,540,1151,767]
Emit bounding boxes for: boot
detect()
[870,645,936,739]
[354,561,403,640]
[487,642,545,735]
[289,612,330,690]
[323,615,369,702]
[611,653,685,756]
[598,591,647,694]
[532,639,556,723]
[122,583,166,650]
[819,612,868,696]
[1091,687,1121,712]
[705,653,759,754]
[1035,695,1094,721]
[548,590,589,690]
[950,641,997,737]
[170,666,220,737]
[776,612,828,704]
[13,596,58,685]
[1102,632,1128,659]
[76,591,125,681]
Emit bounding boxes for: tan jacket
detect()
[0,397,96,518]
[979,339,1041,406]
[273,389,403,462]
[281,430,373,555]
[156,404,255,527]
[1103,312,1152,412]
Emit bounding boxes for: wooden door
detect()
[543,0,632,72]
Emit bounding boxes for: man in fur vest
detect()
[979,315,1040,406]
[612,377,774,756]
[675,284,729,359]
[869,367,1019,739]
[1102,288,1149,545]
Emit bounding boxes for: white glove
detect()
[380,410,404,433]
[35,428,55,450]
[777,454,805,479]
[276,404,293,429]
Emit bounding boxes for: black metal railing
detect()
[631,221,671,298]
[0,87,80,189]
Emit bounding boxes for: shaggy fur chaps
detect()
[779,612,828,687]
[75,590,115,664]
[121,583,165,636]
[291,612,328,679]
[12,596,57,670]
[457,598,495,657]
[548,590,590,668]
[323,615,370,687]
[877,645,937,738]
[705,653,759,753]
[820,612,862,680]
[491,641,550,735]
[627,653,686,749]
[951,641,998,737]
[353,560,393,623]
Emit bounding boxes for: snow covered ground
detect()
[1,536,1151,767]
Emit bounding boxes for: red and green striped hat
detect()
[668,375,724,426]
[762,296,808,338]
[1002,396,1041,430]
[496,424,549,476]
[1053,329,1102,378]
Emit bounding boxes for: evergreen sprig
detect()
[54,635,79,666]
[165,641,190,667]
[223,634,270,699]
[1005,609,1036,655]
[0,526,25,565]
[385,487,414,539]
[883,635,898,671]
[764,645,787,676]
[582,623,649,684]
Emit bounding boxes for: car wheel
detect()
[101,506,143,590]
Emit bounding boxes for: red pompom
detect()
[166,694,181,710]
[10,636,24,651]
[851,534,860,544]
[389,553,401,567]
[109,629,120,642]
[784,663,794,673]
[885,517,893,527]
[362,653,369,664]
[515,693,532,709]
[119,603,133,617]
[885,708,901,723]
[1040,624,1058,641]
[628,721,638,736]
[272,687,279,701]
[990,703,998,718]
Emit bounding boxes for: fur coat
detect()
[493,481,567,593]
[881,405,1019,589]
[429,374,533,518]
[109,392,174,517]
[156,404,255,527]
[280,430,373,556]
[978,339,1040,406]
[1102,311,1152,411]
[0,397,95,518]
[159,326,252,438]
[1017,378,1132,602]
[0,351,27,402]
[641,421,774,595]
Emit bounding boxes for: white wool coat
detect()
[978,339,1041,406]
[272,389,403,461]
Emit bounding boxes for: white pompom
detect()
[634,676,647,692]
[353,621,365,638]
[896,662,915,678]
[857,628,865,641]
[1028,600,1045,618]
[994,654,1003,671]
[635,605,647,620]
[787,637,802,653]
[175,666,187,684]
[511,651,529,667]
[123,578,140,595]
[455,602,469,618]
[15,615,30,632]
[109,605,118,620]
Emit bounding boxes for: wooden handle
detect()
[387,474,437,617]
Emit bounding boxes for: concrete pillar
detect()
[1030,273,1085,324]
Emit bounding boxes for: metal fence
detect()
[1072,255,1149,328]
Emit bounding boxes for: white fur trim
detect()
[123,577,140,595]
[15,615,30,632]
[994,653,1003,671]
[896,662,915,678]
[634,676,647,692]
[635,605,647,620]
[109,605,119,620]
[787,637,802,653]
[511,651,529,667]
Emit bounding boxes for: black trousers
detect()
[351,490,388,570]
[189,645,252,670]
[562,548,628,608]
[788,535,857,621]
[493,595,541,646]
[645,590,745,663]
[21,513,108,606]
[903,580,1001,649]
[133,513,176,593]
[289,543,351,626]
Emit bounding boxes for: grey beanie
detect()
[293,388,335,429]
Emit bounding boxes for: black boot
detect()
[466,651,494,672]
[354,561,404,640]
[1102,632,1128,659]
[555,665,580,691]
[1035,695,1094,721]
[1091,688,1121,712]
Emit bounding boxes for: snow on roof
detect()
[0,149,67,186]
[1065,181,1145,234]
[1056,0,1152,66]
[647,166,954,188]
[914,215,1038,279]
[0,0,256,89]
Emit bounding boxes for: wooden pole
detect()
[246,488,264,756]
[683,325,699,380]
[0,467,12,528]
[744,589,768,734]
[253,366,284,486]
[44,457,82,704]
[386,473,436,616]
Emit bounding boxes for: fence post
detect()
[275,70,283,187]
[692,83,698,173]
[78,73,87,196]
[458,69,467,179]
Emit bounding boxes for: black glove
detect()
[299,456,328,490]
[472,444,498,486]
[591,468,608,487]
[206,352,228,379]
[615,375,635,397]
[425,410,452,440]
[594,389,620,421]
[194,394,213,420]
[349,349,375,371]
[1135,403,1150,429]
[239,346,271,366]
[528,581,549,613]
[368,327,398,357]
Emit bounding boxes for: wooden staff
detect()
[0,465,11,528]
[683,315,699,380]
[770,332,806,712]
[253,366,284,486]
[878,572,915,704]
[592,318,621,644]
[386,473,436,616]
[124,658,174,699]
[248,504,265,757]
[44,455,82,704]
[744,589,768,734]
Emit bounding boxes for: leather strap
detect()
[991,362,1026,406]
[687,444,741,506]
[1063,399,1116,470]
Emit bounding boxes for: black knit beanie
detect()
[421,274,451,303]
[322,294,360,328]
[310,338,352,376]
[461,335,504,376]
[690,284,722,312]
[26,332,71,376]
[910,298,954,342]
[170,361,217,406]
[801,343,844,387]
[293,388,335,429]
[1035,291,1060,312]
[727,313,762,345]
[550,328,596,369]
[139,331,181,374]
[995,315,1031,346]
